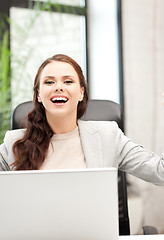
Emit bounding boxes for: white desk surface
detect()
[119,234,164,239]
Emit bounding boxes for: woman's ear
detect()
[79,87,84,102]
[37,92,42,102]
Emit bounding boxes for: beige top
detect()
[40,127,86,170]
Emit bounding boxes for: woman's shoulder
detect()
[4,129,26,145]
[78,119,119,132]
[0,129,26,169]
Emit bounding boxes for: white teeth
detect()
[51,97,68,102]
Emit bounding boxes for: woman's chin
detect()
[46,108,77,121]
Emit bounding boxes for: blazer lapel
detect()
[78,120,103,168]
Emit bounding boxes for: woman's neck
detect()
[46,114,78,134]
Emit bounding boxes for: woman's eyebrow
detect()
[62,75,75,79]
[43,76,55,80]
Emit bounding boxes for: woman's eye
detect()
[45,81,54,85]
[64,80,73,84]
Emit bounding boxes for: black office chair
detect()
[11,99,158,235]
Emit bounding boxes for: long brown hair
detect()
[12,54,88,170]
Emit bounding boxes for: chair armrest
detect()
[142,225,158,235]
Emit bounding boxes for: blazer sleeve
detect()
[0,129,25,171]
[112,122,164,185]
[0,142,10,171]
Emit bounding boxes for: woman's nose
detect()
[54,81,64,92]
[55,88,63,92]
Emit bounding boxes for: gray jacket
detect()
[0,120,164,185]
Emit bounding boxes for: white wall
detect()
[122,0,164,233]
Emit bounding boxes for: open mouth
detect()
[51,96,68,104]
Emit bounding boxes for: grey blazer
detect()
[0,120,164,185]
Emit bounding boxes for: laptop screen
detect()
[0,168,119,240]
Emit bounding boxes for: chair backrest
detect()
[11,101,34,130]
[11,99,130,235]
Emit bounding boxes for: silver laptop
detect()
[0,168,119,240]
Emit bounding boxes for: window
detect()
[9,0,87,108]
[87,0,123,105]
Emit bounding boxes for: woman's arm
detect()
[0,143,10,171]
[113,122,164,185]
[0,129,25,171]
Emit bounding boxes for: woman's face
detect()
[37,61,84,121]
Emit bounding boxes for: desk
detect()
[119,235,164,239]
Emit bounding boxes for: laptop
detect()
[0,168,119,240]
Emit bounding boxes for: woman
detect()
[0,54,164,185]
